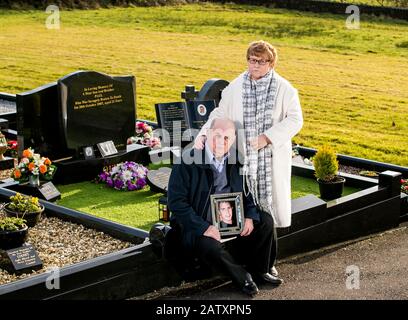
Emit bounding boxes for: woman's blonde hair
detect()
[246,40,278,68]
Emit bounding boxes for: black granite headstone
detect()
[155,100,215,145]
[197,79,229,108]
[181,85,199,102]
[58,70,136,154]
[5,243,43,274]
[16,82,67,159]
[155,102,190,145]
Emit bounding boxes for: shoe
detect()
[241,279,259,296]
[270,266,279,277]
[255,272,283,286]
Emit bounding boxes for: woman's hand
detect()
[249,134,270,151]
[204,225,221,242]
[240,218,254,237]
[194,135,207,150]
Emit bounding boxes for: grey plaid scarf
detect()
[242,70,277,219]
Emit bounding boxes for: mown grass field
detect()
[0,3,407,166]
[318,0,406,6]
[56,175,360,231]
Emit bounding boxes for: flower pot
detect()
[29,175,40,187]
[317,176,346,200]
[0,225,28,250]
[4,204,44,228]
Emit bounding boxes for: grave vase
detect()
[29,174,40,187]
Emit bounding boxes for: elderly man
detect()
[168,118,282,297]
[195,40,304,278]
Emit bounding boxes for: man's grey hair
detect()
[210,118,236,132]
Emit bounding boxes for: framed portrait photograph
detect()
[210,192,245,237]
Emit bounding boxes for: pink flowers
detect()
[127,121,161,149]
[402,179,408,195]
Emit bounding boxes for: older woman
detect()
[195,40,303,279]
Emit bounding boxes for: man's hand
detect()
[194,135,206,150]
[204,225,221,242]
[240,218,254,237]
[249,134,270,151]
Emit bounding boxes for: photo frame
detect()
[82,146,95,160]
[210,192,245,237]
[97,140,118,157]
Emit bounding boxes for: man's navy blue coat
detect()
[167,148,260,249]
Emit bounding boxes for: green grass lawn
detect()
[55,175,361,231]
[316,0,406,7]
[0,3,407,166]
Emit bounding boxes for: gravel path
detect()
[154,225,408,300]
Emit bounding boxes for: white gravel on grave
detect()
[0,212,134,286]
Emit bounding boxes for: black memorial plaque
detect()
[155,100,215,145]
[186,100,215,131]
[58,70,136,153]
[155,102,189,145]
[38,181,61,201]
[6,243,43,274]
[147,167,172,193]
[7,180,61,202]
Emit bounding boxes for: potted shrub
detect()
[3,193,44,227]
[0,216,28,250]
[313,145,346,200]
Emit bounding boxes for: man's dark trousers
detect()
[193,210,277,286]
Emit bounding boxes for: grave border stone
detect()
[0,187,182,300]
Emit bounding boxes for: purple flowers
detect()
[97,161,148,191]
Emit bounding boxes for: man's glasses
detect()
[247,58,270,66]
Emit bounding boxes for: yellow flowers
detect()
[8,193,42,214]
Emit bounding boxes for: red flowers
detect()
[402,179,408,195]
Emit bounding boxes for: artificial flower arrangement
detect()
[402,178,408,195]
[7,140,18,158]
[11,148,57,182]
[127,121,161,149]
[97,161,148,191]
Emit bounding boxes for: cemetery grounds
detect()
[0,3,407,231]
